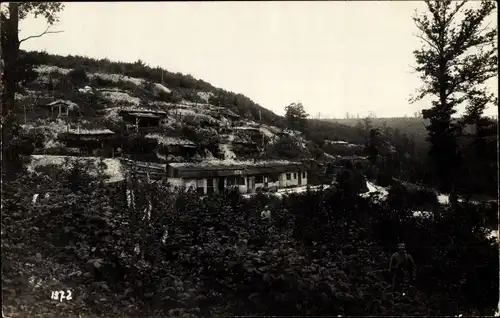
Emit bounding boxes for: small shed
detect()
[59,128,115,156]
[119,109,168,130]
[39,100,80,117]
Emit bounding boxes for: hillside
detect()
[14,50,371,177]
[12,50,496,195]
[4,52,498,318]
[20,50,284,126]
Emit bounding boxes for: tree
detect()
[1,2,65,178]
[362,117,373,133]
[284,102,308,132]
[411,0,497,192]
[365,128,382,165]
[67,67,89,88]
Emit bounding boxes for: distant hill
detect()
[328,117,429,142]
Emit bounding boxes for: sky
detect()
[17,1,498,118]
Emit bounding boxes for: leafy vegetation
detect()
[411,0,497,193]
[1,1,498,317]
[20,50,284,128]
[2,163,498,316]
[285,102,308,132]
[1,2,65,179]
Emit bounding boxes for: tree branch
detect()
[19,25,63,44]
[444,0,468,28]
[415,33,439,51]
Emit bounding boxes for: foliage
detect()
[375,170,394,187]
[387,182,439,212]
[411,0,497,192]
[67,68,89,88]
[335,166,369,195]
[21,50,283,127]
[364,128,382,165]
[1,2,65,180]
[302,160,332,185]
[16,2,65,24]
[2,162,498,316]
[305,141,326,161]
[306,119,366,146]
[16,51,39,89]
[284,102,308,132]
[113,134,159,158]
[456,117,498,197]
[329,117,430,145]
[263,135,309,160]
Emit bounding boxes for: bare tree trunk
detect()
[1,3,20,179]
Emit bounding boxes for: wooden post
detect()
[146,161,151,183]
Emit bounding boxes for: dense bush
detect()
[264,135,310,160]
[336,166,369,194]
[114,134,159,157]
[375,169,394,187]
[387,182,439,212]
[3,163,497,316]
[67,68,89,87]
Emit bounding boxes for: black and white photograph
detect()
[1,1,498,316]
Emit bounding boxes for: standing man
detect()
[261,205,271,222]
[389,243,416,292]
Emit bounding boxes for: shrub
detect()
[375,169,394,187]
[2,163,498,316]
[67,68,89,87]
[157,90,183,104]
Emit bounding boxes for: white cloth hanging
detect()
[32,194,40,204]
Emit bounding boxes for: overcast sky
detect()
[18,1,497,118]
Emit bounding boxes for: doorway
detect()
[207,178,215,194]
[298,172,302,186]
[218,177,225,193]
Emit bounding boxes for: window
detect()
[293,173,297,179]
[255,175,264,183]
[302,172,306,178]
[286,173,291,181]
